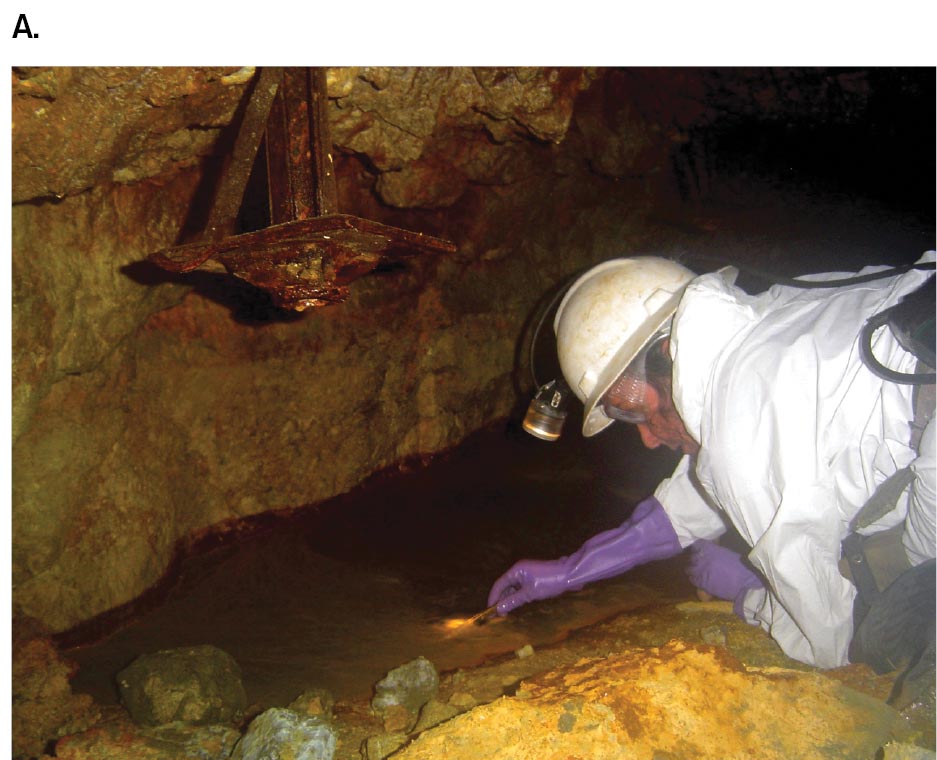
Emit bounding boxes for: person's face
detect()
[631,383,700,455]
[602,348,699,455]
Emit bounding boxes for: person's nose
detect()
[637,424,662,449]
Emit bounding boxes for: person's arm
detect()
[653,454,728,547]
[487,496,682,615]
[686,539,764,616]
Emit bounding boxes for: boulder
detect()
[230,707,336,760]
[370,656,439,731]
[117,644,247,726]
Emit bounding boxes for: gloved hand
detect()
[487,497,683,615]
[687,539,764,618]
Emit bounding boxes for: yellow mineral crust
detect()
[396,640,900,760]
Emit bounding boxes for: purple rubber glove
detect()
[487,497,682,615]
[687,539,764,618]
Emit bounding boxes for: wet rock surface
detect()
[881,743,937,760]
[38,598,934,760]
[395,640,901,760]
[117,644,247,726]
[288,689,336,719]
[230,708,337,760]
[12,619,101,760]
[54,716,241,760]
[369,656,439,732]
[360,731,408,760]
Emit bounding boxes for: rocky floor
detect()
[14,592,935,759]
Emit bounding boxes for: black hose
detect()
[527,268,589,389]
[859,309,936,385]
[677,253,934,290]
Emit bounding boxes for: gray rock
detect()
[879,743,937,760]
[447,691,477,711]
[288,688,335,718]
[370,656,440,717]
[700,624,728,647]
[117,644,247,727]
[412,698,459,732]
[231,708,336,760]
[361,732,409,759]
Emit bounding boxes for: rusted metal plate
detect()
[147,214,457,311]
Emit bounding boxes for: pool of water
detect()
[64,420,691,707]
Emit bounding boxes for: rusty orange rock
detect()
[396,640,900,760]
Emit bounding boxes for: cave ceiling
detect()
[11,66,597,208]
[12,66,899,211]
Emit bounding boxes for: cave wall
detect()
[12,66,924,635]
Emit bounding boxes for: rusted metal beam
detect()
[266,67,338,223]
[204,67,282,241]
[146,67,456,311]
[307,68,339,217]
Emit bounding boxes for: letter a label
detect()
[13,14,36,38]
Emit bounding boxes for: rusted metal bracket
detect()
[265,67,339,223]
[148,67,456,311]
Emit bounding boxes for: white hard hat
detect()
[553,256,696,437]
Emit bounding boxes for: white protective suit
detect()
[653,251,936,668]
